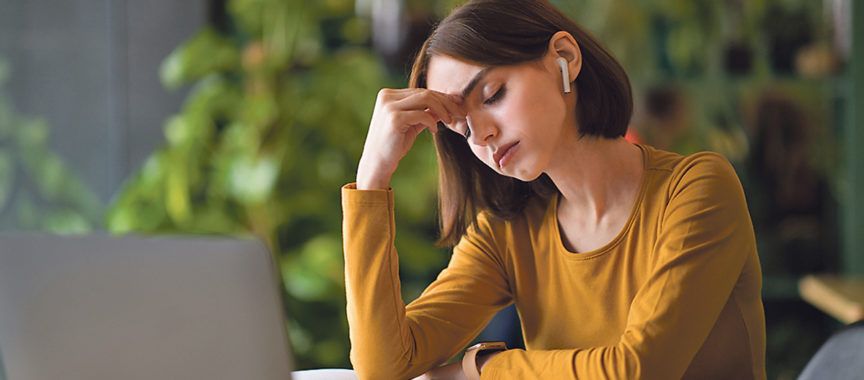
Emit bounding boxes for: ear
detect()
[547,31,582,82]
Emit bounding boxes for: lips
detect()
[494,141,519,169]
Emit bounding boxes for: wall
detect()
[0,0,206,207]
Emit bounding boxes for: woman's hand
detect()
[356,88,466,190]
[411,351,501,380]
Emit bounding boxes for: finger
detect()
[436,91,468,118]
[407,124,430,140]
[425,91,468,123]
[393,109,438,132]
[377,88,421,103]
[381,88,465,116]
[425,108,443,123]
[393,91,456,125]
[428,120,441,134]
[383,88,466,124]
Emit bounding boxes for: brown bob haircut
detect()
[409,0,633,247]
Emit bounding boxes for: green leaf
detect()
[138,153,167,191]
[165,154,191,224]
[220,122,261,153]
[281,234,343,300]
[228,154,279,204]
[105,180,166,233]
[184,74,241,117]
[160,28,240,89]
[241,93,279,129]
[228,0,270,36]
[15,118,49,149]
[31,153,67,202]
[164,115,193,147]
[43,209,92,235]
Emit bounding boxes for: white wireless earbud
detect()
[556,57,571,94]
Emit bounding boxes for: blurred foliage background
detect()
[0,58,102,234]
[104,0,445,369]
[0,0,851,377]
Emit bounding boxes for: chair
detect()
[798,319,864,379]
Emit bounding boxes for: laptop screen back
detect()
[0,233,294,380]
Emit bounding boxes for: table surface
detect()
[798,274,864,324]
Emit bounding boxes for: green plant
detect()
[106,0,447,368]
[0,58,101,233]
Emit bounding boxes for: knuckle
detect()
[421,90,436,101]
[377,88,394,102]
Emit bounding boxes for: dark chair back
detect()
[798,320,864,380]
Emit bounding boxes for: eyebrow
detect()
[460,67,495,100]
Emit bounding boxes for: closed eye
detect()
[484,86,505,105]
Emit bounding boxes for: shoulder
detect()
[643,145,735,178]
[644,149,757,267]
[668,151,741,199]
[640,145,741,200]
[649,149,750,228]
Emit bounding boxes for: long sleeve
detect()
[479,154,762,379]
[341,184,512,380]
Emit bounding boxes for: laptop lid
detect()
[0,233,294,380]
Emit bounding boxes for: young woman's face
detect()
[426,54,575,181]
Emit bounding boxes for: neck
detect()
[545,135,643,222]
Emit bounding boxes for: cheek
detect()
[470,144,491,164]
[493,82,566,138]
[525,83,567,124]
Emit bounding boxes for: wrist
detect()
[356,175,391,190]
[461,342,507,380]
[356,159,394,190]
[477,351,501,372]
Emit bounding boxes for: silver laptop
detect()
[0,233,295,380]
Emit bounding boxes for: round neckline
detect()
[549,143,650,260]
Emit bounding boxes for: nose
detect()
[465,114,497,146]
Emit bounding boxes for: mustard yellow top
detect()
[341,144,766,379]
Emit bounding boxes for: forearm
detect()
[342,184,515,379]
[478,345,648,380]
[343,184,455,379]
[356,155,395,190]
[342,184,416,378]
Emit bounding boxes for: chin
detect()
[505,167,542,182]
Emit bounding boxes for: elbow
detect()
[349,349,401,380]
[351,367,402,380]
[349,346,423,380]
[346,316,442,379]
[351,363,423,380]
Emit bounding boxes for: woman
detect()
[342,0,766,378]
